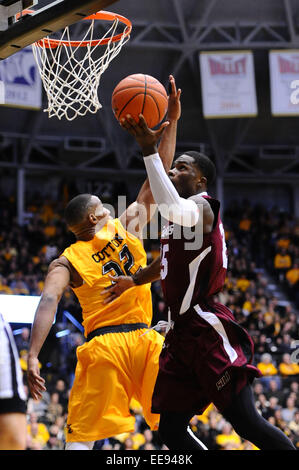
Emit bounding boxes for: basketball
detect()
[111,74,168,128]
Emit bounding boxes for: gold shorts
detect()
[66,327,164,442]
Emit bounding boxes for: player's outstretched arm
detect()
[137,74,181,201]
[101,256,161,304]
[122,115,202,227]
[27,259,70,399]
[119,75,181,237]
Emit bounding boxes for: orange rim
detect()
[15,8,33,19]
[33,10,132,49]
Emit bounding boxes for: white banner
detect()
[0,47,41,110]
[269,50,299,116]
[0,80,4,104]
[0,295,41,324]
[199,51,258,118]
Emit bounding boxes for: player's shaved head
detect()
[65,194,100,227]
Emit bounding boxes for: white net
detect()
[32,17,130,121]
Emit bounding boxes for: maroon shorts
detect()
[151,302,261,415]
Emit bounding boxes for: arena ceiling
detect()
[1,0,299,186]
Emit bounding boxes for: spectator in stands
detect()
[272,408,289,434]
[15,327,31,353]
[130,425,146,450]
[26,391,50,421]
[281,312,298,338]
[255,393,270,417]
[215,422,242,450]
[255,334,272,358]
[281,396,298,423]
[238,212,252,233]
[265,379,286,404]
[263,396,280,420]
[139,429,157,450]
[26,432,44,450]
[0,274,13,294]
[287,381,299,408]
[276,333,294,355]
[236,272,251,292]
[10,278,30,295]
[122,437,134,450]
[252,381,264,398]
[257,353,281,389]
[276,234,291,251]
[286,262,299,294]
[26,412,50,448]
[262,312,276,337]
[45,392,64,425]
[288,410,299,436]
[44,424,65,450]
[274,248,292,282]
[279,353,299,379]
[52,379,69,414]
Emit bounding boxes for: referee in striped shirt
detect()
[0,313,27,449]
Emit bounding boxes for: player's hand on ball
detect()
[120,114,169,155]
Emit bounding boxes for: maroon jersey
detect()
[153,193,262,416]
[160,194,227,321]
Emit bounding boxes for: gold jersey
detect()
[62,218,152,336]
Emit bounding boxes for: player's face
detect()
[91,196,104,216]
[168,155,203,198]
[89,196,110,223]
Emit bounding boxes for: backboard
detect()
[0,0,118,60]
[0,1,37,31]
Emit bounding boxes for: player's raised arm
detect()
[136,74,181,207]
[122,115,209,228]
[27,258,71,399]
[119,75,181,237]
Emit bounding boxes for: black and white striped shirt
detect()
[0,313,26,403]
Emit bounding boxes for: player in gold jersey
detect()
[27,76,181,450]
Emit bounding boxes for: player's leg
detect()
[66,334,135,446]
[158,412,208,450]
[135,331,207,450]
[0,412,26,450]
[147,327,209,450]
[131,329,163,431]
[222,383,296,450]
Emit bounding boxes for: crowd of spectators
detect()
[0,189,298,450]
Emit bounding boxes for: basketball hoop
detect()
[30,10,132,121]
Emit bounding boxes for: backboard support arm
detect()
[0,0,118,59]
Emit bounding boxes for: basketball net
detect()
[31,12,131,121]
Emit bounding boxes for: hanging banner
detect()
[199,51,258,118]
[269,50,299,116]
[0,80,4,104]
[0,47,41,110]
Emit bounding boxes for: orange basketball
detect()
[111,74,168,128]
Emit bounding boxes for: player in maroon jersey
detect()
[103,114,296,450]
